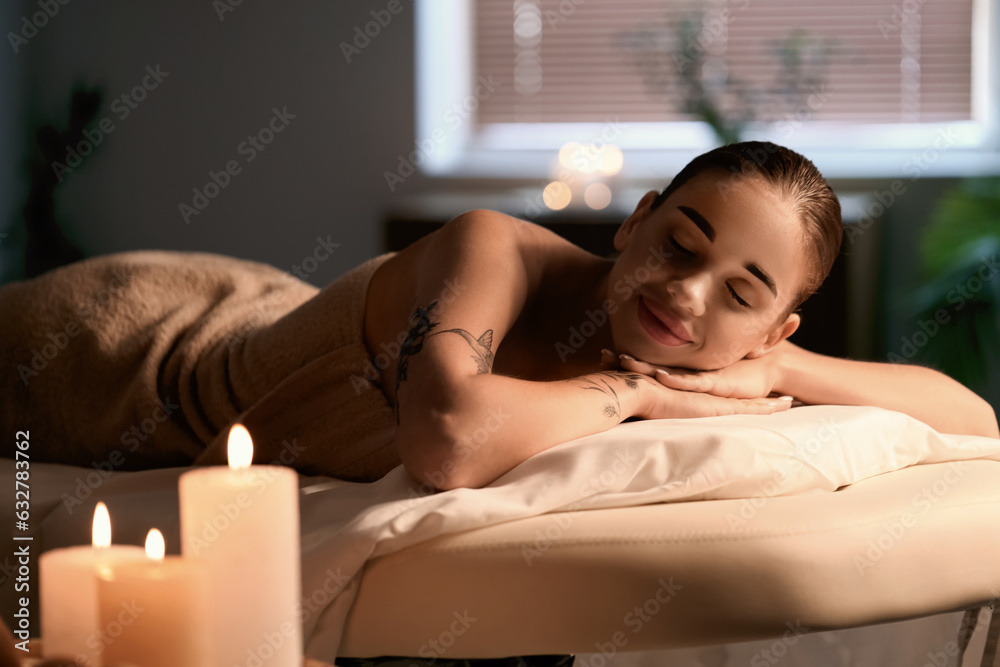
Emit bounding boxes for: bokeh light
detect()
[543,181,572,210]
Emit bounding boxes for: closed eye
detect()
[727,284,750,308]
[670,237,695,258]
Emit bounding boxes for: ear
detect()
[614,190,660,252]
[745,312,800,359]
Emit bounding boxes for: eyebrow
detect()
[677,205,778,297]
[678,206,715,242]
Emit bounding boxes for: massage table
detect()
[4,406,1000,666]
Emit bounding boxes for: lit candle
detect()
[97,528,213,667]
[39,502,145,665]
[179,424,302,666]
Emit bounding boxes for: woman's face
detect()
[607,171,809,370]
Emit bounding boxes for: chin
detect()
[658,346,740,373]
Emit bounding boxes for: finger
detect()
[654,369,716,393]
[726,396,783,415]
[599,348,619,371]
[774,396,794,411]
[744,396,793,414]
[619,354,658,376]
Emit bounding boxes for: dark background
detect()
[0,2,983,366]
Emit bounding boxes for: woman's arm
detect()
[772,340,1000,438]
[390,210,790,490]
[627,340,999,439]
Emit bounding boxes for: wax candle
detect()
[179,424,302,666]
[39,502,145,665]
[97,529,213,667]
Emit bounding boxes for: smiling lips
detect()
[637,296,692,346]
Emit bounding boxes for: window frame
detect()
[415,0,1000,180]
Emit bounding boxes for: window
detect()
[415,0,999,179]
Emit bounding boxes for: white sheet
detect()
[296,405,1000,661]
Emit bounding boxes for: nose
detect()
[666,272,709,318]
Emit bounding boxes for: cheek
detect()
[631,263,654,285]
[698,314,767,365]
[738,316,773,341]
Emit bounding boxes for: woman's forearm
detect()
[396,371,647,490]
[773,341,999,438]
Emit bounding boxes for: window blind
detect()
[474,0,973,126]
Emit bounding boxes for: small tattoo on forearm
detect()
[575,372,643,419]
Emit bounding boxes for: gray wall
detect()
[7,1,430,285]
[0,0,25,282]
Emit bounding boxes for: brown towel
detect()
[0,251,400,482]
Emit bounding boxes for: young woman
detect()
[3,141,996,486]
[366,141,999,490]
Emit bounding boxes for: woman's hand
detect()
[615,350,789,401]
[638,378,794,418]
[602,349,793,418]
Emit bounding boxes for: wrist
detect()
[611,371,650,421]
[770,340,799,395]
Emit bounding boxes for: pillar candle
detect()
[39,503,145,665]
[179,424,302,666]
[97,529,213,667]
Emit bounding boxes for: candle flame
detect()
[228,423,253,470]
[145,528,166,560]
[92,502,111,548]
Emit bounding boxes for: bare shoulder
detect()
[369,209,579,311]
[417,208,575,271]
